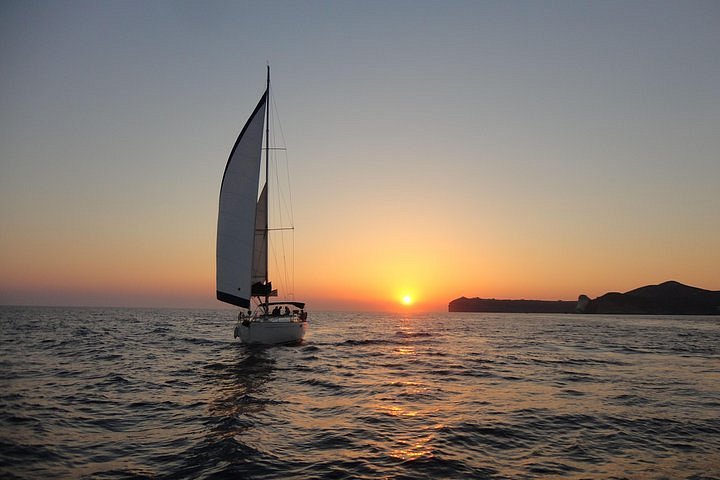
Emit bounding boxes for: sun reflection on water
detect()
[389,433,436,460]
[389,380,431,396]
[374,403,420,417]
[395,346,415,355]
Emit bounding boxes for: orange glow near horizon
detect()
[3,195,720,311]
[4,224,720,311]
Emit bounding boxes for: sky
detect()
[1,0,719,311]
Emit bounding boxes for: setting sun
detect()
[402,295,413,306]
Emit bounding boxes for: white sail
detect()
[216,92,267,308]
[251,183,268,284]
[219,68,308,344]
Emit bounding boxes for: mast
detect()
[263,65,270,313]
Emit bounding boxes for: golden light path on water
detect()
[384,322,440,461]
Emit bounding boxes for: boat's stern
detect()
[235,319,306,345]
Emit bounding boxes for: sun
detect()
[401,295,413,306]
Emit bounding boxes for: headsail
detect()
[216,92,267,308]
[251,183,268,285]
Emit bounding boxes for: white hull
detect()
[234,319,307,345]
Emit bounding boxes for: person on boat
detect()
[271,306,280,316]
[283,306,290,316]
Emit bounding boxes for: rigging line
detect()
[270,85,295,296]
[270,93,292,296]
[270,94,286,227]
[269,166,292,298]
[271,91,295,229]
[272,86,295,296]
[269,234,288,297]
[269,231,292,299]
[270,109,287,295]
[269,94,281,229]
[291,230,295,299]
[268,235,278,292]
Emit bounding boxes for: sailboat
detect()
[216,67,308,344]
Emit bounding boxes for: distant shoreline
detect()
[448,298,577,314]
[449,281,720,315]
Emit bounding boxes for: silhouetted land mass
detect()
[449,281,720,315]
[448,298,577,313]
[578,280,720,315]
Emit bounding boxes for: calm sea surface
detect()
[1,307,719,479]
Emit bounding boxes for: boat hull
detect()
[235,320,307,345]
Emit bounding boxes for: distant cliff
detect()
[448,297,577,313]
[449,281,720,315]
[578,281,720,315]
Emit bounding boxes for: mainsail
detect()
[216,92,267,308]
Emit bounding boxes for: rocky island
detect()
[449,281,720,315]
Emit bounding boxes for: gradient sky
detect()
[1,0,719,311]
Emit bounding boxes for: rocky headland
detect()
[448,297,577,313]
[449,281,720,315]
[576,280,720,315]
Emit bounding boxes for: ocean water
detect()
[1,307,719,479]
